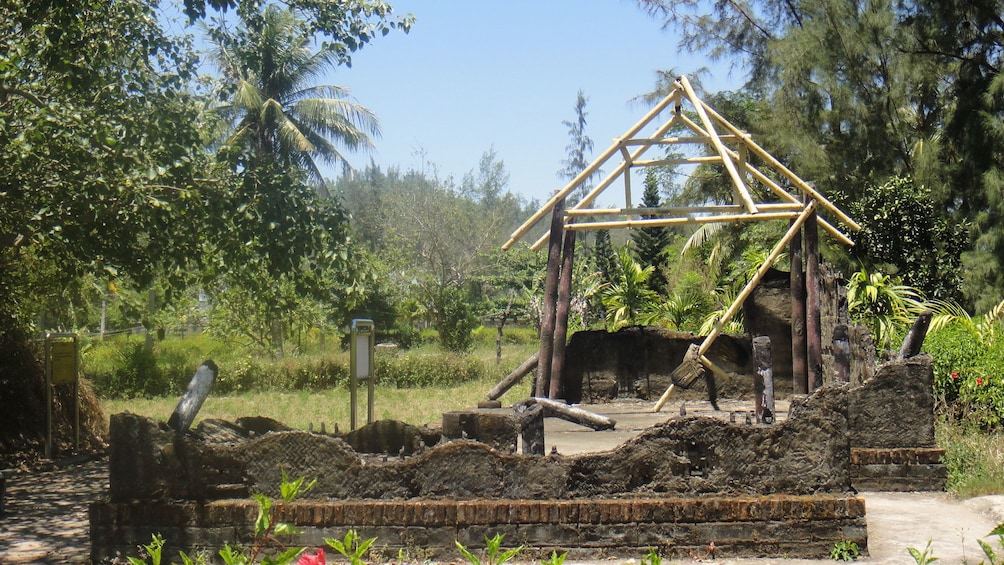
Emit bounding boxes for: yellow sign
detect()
[50,341,77,384]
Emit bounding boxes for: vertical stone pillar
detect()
[753,336,775,424]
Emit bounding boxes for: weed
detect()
[640,547,662,565]
[830,540,860,561]
[540,550,568,565]
[324,530,377,565]
[455,533,523,565]
[908,539,938,564]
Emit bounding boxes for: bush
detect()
[925,324,1004,429]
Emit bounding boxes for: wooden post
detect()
[790,217,808,395]
[515,402,545,456]
[805,192,822,391]
[833,324,850,384]
[549,228,576,400]
[167,360,219,433]
[753,336,775,424]
[536,198,565,397]
[898,311,934,360]
[522,397,616,430]
[488,352,539,401]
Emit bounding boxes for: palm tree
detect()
[601,251,659,331]
[207,4,379,196]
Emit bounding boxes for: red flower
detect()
[951,372,959,380]
[298,548,325,565]
[976,377,985,386]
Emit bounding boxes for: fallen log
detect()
[516,397,616,431]
[487,352,539,400]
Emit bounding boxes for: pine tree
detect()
[557,90,598,203]
[592,229,618,286]
[631,169,671,294]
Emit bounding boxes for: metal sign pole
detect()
[350,319,375,431]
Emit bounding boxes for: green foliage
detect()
[324,530,376,565]
[938,419,1004,498]
[601,251,660,330]
[431,283,479,352]
[925,322,1004,430]
[631,169,672,294]
[908,540,939,564]
[830,540,860,561]
[849,177,968,301]
[455,533,523,565]
[640,547,662,565]
[847,269,925,351]
[540,550,568,565]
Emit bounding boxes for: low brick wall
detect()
[850,447,947,492]
[90,495,867,561]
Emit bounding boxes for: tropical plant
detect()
[929,297,1004,346]
[907,540,938,565]
[206,3,380,196]
[847,269,926,350]
[455,533,522,565]
[601,251,660,330]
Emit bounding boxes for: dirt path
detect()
[1,456,1002,564]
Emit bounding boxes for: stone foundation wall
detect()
[90,495,867,562]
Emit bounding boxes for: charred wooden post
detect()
[898,311,934,360]
[487,352,539,401]
[753,336,775,424]
[833,324,851,384]
[514,401,545,455]
[536,197,566,397]
[790,217,808,394]
[653,343,703,412]
[167,360,219,433]
[804,193,822,390]
[549,228,576,400]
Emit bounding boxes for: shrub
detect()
[926,323,1004,429]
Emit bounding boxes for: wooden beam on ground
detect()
[487,352,539,401]
[518,397,617,430]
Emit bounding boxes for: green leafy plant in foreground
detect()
[640,547,662,565]
[908,539,938,564]
[978,524,1004,564]
[540,550,568,565]
[323,530,376,565]
[830,539,860,561]
[455,533,523,565]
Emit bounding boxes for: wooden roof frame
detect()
[502,76,861,412]
[502,75,860,252]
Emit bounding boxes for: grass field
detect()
[101,374,530,432]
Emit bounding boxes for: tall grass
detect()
[938,418,1004,498]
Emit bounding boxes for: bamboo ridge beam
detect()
[678,75,759,214]
[502,89,682,250]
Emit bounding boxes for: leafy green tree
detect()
[849,176,968,301]
[207,3,381,197]
[631,169,672,293]
[428,282,479,352]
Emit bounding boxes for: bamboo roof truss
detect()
[503,75,861,412]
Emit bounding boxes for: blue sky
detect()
[326,1,745,204]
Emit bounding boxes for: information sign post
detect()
[349,319,375,431]
[45,333,79,459]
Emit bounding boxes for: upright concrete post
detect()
[536,198,565,397]
[167,360,219,433]
[790,218,808,395]
[753,336,775,424]
[804,192,822,390]
[549,228,576,400]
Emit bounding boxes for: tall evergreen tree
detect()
[557,90,598,203]
[632,169,672,294]
[592,229,618,286]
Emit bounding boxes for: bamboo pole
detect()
[632,156,723,166]
[697,201,818,357]
[677,75,759,214]
[565,211,801,231]
[677,111,854,247]
[527,110,683,251]
[565,203,804,217]
[700,100,861,231]
[503,89,682,250]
